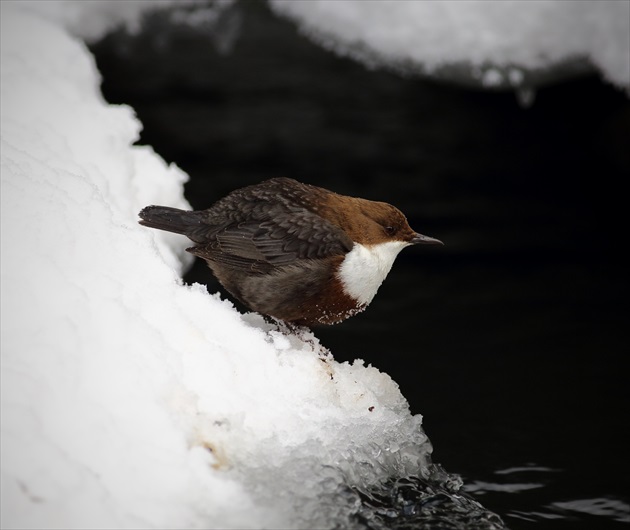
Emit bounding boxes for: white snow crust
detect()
[270,0,630,92]
[1,3,431,528]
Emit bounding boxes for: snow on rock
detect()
[270,0,630,92]
[2,0,202,42]
[1,3,430,528]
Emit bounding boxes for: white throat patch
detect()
[337,241,408,306]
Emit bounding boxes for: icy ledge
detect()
[270,0,630,93]
[1,5,434,529]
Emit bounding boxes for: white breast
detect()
[336,241,409,306]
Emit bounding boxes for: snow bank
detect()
[2,0,203,41]
[270,0,630,92]
[1,3,431,528]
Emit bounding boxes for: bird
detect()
[138,177,442,326]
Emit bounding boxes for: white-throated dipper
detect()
[139,177,442,326]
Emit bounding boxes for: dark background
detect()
[91,2,629,528]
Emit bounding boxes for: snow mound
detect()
[1,3,432,528]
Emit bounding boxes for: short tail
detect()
[138,206,204,237]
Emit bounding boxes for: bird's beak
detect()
[411,232,443,245]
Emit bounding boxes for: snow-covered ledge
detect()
[1,3,432,528]
[271,0,630,93]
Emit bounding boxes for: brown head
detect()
[321,193,443,247]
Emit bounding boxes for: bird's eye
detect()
[384,225,396,235]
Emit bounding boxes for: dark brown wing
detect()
[141,178,353,273]
[188,209,353,273]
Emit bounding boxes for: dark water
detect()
[91,2,630,528]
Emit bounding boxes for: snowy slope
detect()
[1,3,431,528]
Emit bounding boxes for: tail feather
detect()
[138,206,204,237]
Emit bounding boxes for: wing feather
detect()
[188,208,352,272]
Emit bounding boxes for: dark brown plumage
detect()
[139,178,442,325]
